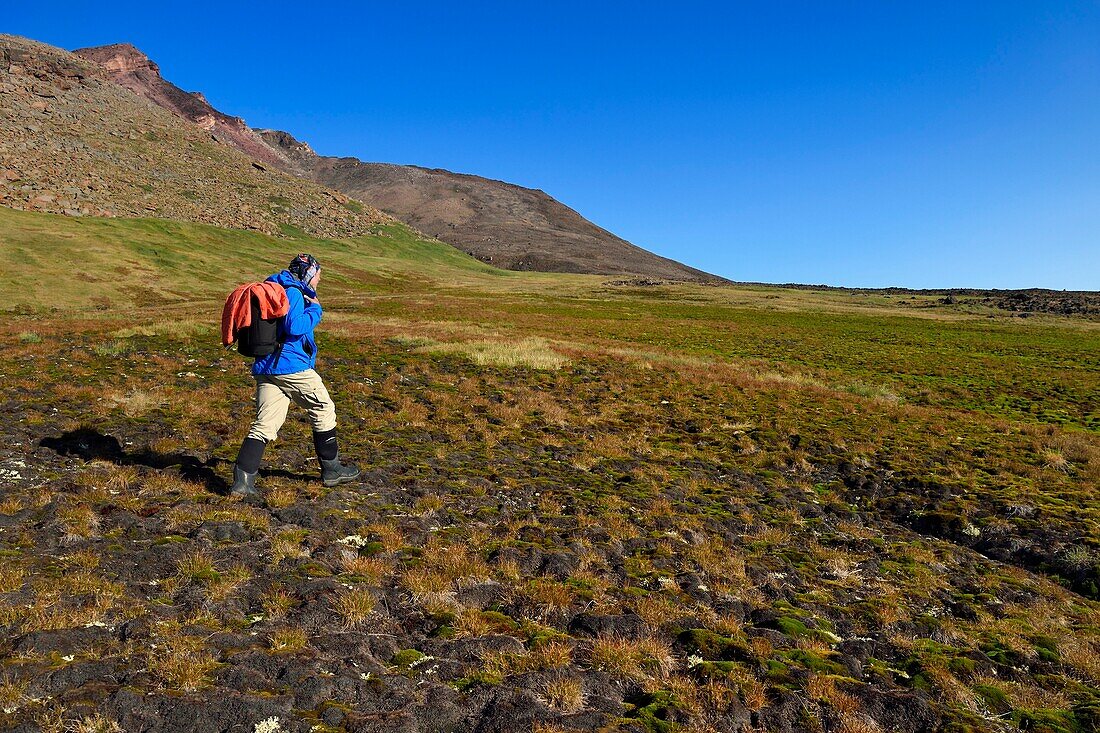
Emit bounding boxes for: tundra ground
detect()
[0,207,1097,732]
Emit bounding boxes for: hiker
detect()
[227,254,361,496]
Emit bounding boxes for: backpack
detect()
[221,282,291,364]
[236,293,282,357]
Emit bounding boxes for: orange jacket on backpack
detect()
[221,281,290,347]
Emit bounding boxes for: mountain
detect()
[72,41,720,281]
[258,131,719,279]
[0,35,387,238]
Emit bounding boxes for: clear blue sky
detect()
[7,2,1099,288]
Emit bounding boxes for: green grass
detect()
[0,206,523,311]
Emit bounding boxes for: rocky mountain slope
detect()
[260,132,718,279]
[72,43,295,173]
[72,41,718,281]
[0,35,387,238]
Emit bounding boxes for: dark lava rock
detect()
[677,571,711,598]
[539,551,580,579]
[272,505,322,526]
[311,631,398,668]
[43,660,117,694]
[568,612,647,640]
[13,626,114,654]
[105,687,306,733]
[423,634,525,663]
[473,687,552,733]
[455,580,504,609]
[850,686,940,732]
[193,519,252,543]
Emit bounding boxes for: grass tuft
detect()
[334,586,376,628]
[417,337,569,370]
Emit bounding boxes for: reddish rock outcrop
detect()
[73,43,291,170]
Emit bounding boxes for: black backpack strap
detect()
[271,342,285,370]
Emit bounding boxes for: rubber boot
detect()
[230,464,258,497]
[320,454,361,487]
[231,437,266,497]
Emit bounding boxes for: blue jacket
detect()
[252,270,322,376]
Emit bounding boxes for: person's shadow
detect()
[40,427,235,493]
[40,428,318,495]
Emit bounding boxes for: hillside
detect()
[260,131,720,280]
[71,40,718,281]
[1,207,1098,732]
[0,35,387,238]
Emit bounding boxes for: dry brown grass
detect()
[539,674,585,713]
[520,579,575,619]
[364,522,404,552]
[207,564,251,603]
[163,502,268,533]
[974,675,1071,711]
[271,530,310,563]
[108,387,166,417]
[634,594,682,628]
[260,587,296,620]
[74,461,140,495]
[342,555,391,585]
[495,556,522,582]
[14,567,131,633]
[586,635,675,682]
[0,676,29,715]
[148,435,184,455]
[139,472,208,501]
[729,669,768,711]
[822,554,863,583]
[0,564,25,594]
[334,586,376,628]
[531,723,582,733]
[55,502,100,544]
[268,626,309,653]
[403,540,490,608]
[1060,633,1100,682]
[402,566,454,608]
[921,664,977,710]
[65,713,124,733]
[414,494,445,514]
[838,713,883,733]
[176,550,217,583]
[416,336,569,370]
[451,608,523,638]
[602,512,640,541]
[478,636,575,681]
[806,674,861,715]
[526,640,574,671]
[145,623,220,690]
[263,482,298,509]
[0,495,23,515]
[744,524,791,546]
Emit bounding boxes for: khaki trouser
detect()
[247,369,337,443]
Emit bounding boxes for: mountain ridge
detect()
[72,41,721,281]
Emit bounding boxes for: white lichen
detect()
[254,717,281,733]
